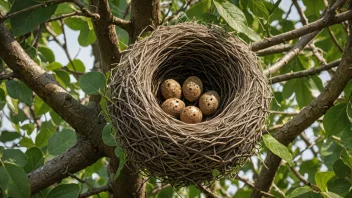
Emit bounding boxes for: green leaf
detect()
[0,131,21,142]
[46,62,62,71]
[47,129,77,155]
[288,186,312,198]
[0,88,6,110]
[0,167,9,190]
[9,0,57,36]
[212,168,220,177]
[3,163,30,198]
[64,17,86,31]
[114,146,126,180]
[23,147,44,173]
[315,171,335,192]
[78,23,96,47]
[38,47,55,63]
[283,78,314,108]
[46,184,80,198]
[186,0,211,19]
[34,96,50,115]
[262,134,294,166]
[55,70,70,88]
[50,110,63,126]
[347,102,352,123]
[303,0,325,17]
[333,159,352,179]
[19,137,36,148]
[66,59,85,73]
[2,149,28,167]
[344,80,352,100]
[323,103,351,137]
[248,0,269,19]
[21,123,35,135]
[79,72,106,95]
[6,80,33,106]
[213,0,260,41]
[341,148,352,168]
[327,178,351,196]
[189,185,201,198]
[321,191,344,198]
[102,123,117,146]
[35,128,54,148]
[157,186,173,198]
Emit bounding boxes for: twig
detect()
[270,59,341,83]
[299,132,319,157]
[0,72,15,80]
[236,176,276,197]
[267,124,284,132]
[272,184,285,197]
[290,166,320,191]
[72,0,99,20]
[328,27,344,52]
[264,31,320,76]
[269,111,299,116]
[196,184,219,198]
[29,107,41,131]
[284,3,294,20]
[256,44,293,56]
[251,10,352,51]
[79,185,110,198]
[150,184,171,195]
[32,25,42,49]
[47,10,96,22]
[122,3,131,19]
[111,16,131,32]
[163,0,194,23]
[0,0,69,23]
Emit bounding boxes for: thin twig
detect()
[0,72,15,80]
[236,176,276,197]
[47,11,95,22]
[269,111,299,116]
[300,133,319,157]
[150,184,171,195]
[72,0,99,20]
[256,44,293,56]
[78,185,110,198]
[290,166,320,191]
[328,27,344,52]
[0,0,69,23]
[196,184,219,198]
[270,59,341,83]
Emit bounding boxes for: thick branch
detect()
[89,0,121,73]
[252,20,352,198]
[29,139,103,194]
[0,23,98,136]
[111,16,132,33]
[270,59,341,83]
[251,10,352,51]
[130,0,161,43]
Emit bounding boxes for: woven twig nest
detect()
[109,23,271,185]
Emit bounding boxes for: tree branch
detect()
[79,185,111,198]
[89,0,121,73]
[0,72,15,80]
[196,184,219,198]
[252,17,352,198]
[130,0,161,43]
[263,31,319,76]
[111,16,131,33]
[328,26,345,52]
[269,59,341,83]
[256,44,293,56]
[0,23,100,136]
[251,10,352,51]
[28,139,104,194]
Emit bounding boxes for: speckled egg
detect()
[180,106,203,124]
[161,79,182,99]
[199,91,220,116]
[161,98,185,117]
[182,76,203,102]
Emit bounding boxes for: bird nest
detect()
[108,23,271,186]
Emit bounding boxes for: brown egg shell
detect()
[161,98,185,117]
[182,76,203,102]
[161,79,182,100]
[180,106,203,124]
[199,91,220,116]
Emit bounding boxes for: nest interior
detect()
[109,23,271,185]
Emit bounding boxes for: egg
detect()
[161,79,182,99]
[180,106,203,124]
[161,98,185,117]
[199,91,220,115]
[182,76,203,102]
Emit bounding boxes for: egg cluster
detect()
[160,76,220,124]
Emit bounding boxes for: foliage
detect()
[0,0,351,197]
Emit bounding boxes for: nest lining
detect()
[109,23,271,185]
